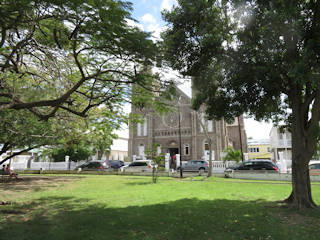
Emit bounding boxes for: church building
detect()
[128,88,247,163]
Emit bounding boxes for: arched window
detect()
[184,144,190,156]
[204,140,209,151]
[137,123,141,136]
[138,144,145,157]
[137,118,147,136]
[207,120,213,132]
[143,118,147,136]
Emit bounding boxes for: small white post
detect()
[176,154,180,169]
[65,155,70,170]
[279,152,287,173]
[165,153,170,172]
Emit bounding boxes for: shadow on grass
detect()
[0,176,83,192]
[1,196,320,240]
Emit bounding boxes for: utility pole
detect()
[178,96,183,178]
[238,116,244,162]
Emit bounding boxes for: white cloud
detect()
[161,0,177,11]
[244,118,272,139]
[147,23,165,41]
[141,13,156,24]
[126,19,144,31]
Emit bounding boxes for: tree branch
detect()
[0,145,41,165]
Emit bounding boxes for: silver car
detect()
[120,160,155,172]
[178,160,209,173]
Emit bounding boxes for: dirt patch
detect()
[0,175,83,195]
[271,209,320,227]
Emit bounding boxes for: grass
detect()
[1,175,320,240]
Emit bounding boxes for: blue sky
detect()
[127,0,177,40]
[130,0,166,22]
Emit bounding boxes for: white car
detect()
[120,160,156,172]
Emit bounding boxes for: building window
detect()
[184,144,190,156]
[138,144,145,157]
[199,113,205,132]
[208,120,213,132]
[204,141,209,151]
[143,118,147,136]
[137,123,141,136]
[249,147,260,153]
[199,113,213,133]
[137,118,147,137]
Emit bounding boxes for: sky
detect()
[116,0,273,140]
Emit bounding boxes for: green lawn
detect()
[1,175,320,240]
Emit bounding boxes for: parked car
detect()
[107,160,124,169]
[224,160,279,177]
[74,161,108,171]
[177,160,209,174]
[309,161,320,176]
[120,160,155,172]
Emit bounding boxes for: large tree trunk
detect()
[287,155,317,208]
[284,104,318,209]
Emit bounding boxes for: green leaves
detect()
[222,147,242,163]
[0,0,164,121]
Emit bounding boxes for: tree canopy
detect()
[0,0,170,120]
[162,0,320,208]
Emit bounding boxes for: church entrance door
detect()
[169,148,179,168]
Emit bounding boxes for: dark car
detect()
[74,161,108,171]
[225,160,279,177]
[107,160,124,169]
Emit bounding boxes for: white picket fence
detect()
[212,161,237,173]
[10,160,87,171]
[180,160,237,173]
[7,160,236,172]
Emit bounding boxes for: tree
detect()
[144,143,165,183]
[0,104,124,165]
[51,146,92,162]
[162,0,320,208]
[0,109,59,165]
[196,111,213,177]
[222,147,242,163]
[0,0,169,120]
[43,106,124,161]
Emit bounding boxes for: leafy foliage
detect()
[162,0,320,208]
[144,143,165,183]
[222,147,242,163]
[51,146,92,162]
[0,0,171,120]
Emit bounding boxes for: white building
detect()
[109,138,128,161]
[269,126,292,162]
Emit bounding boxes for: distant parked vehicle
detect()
[177,160,209,174]
[224,160,279,177]
[75,161,108,172]
[120,160,155,173]
[107,160,124,169]
[309,161,320,176]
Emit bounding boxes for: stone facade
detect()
[128,88,247,162]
